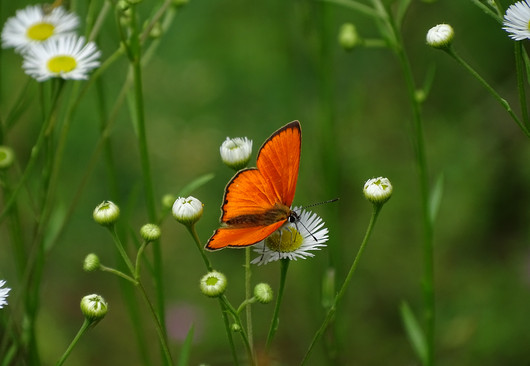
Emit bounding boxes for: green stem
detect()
[244,247,254,355]
[301,205,382,365]
[514,42,529,131]
[108,225,136,275]
[135,241,149,280]
[266,258,289,351]
[100,264,138,284]
[219,295,255,365]
[444,46,530,137]
[55,319,92,366]
[187,224,213,271]
[136,282,174,365]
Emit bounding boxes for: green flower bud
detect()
[231,323,241,332]
[254,283,273,304]
[80,294,108,324]
[83,253,100,272]
[162,194,176,210]
[93,201,120,226]
[338,23,360,51]
[199,271,227,298]
[172,196,203,226]
[0,146,15,170]
[140,223,161,242]
[363,177,393,205]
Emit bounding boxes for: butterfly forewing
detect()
[257,121,301,207]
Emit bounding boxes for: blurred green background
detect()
[1,0,530,365]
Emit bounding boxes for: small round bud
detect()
[140,223,161,242]
[172,196,203,226]
[0,146,15,170]
[338,23,360,51]
[83,253,101,272]
[149,22,162,39]
[80,294,108,323]
[231,323,241,332]
[253,283,273,304]
[199,271,227,298]
[220,137,253,171]
[162,194,176,210]
[93,201,120,226]
[363,177,393,205]
[426,24,454,49]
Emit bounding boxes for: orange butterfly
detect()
[206,121,301,250]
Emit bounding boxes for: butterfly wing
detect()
[206,221,286,250]
[256,121,301,207]
[205,121,301,251]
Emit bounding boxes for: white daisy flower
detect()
[1,5,79,53]
[22,34,101,82]
[503,0,530,40]
[0,280,11,309]
[251,208,329,265]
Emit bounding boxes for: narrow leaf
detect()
[177,324,195,366]
[395,0,412,27]
[429,173,444,225]
[178,173,215,197]
[400,301,427,365]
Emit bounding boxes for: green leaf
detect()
[395,0,412,27]
[177,173,215,197]
[177,324,195,366]
[400,301,427,365]
[429,173,444,225]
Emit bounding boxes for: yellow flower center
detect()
[26,22,55,41]
[47,55,77,74]
[265,227,303,252]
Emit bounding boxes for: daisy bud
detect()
[220,137,253,171]
[199,271,227,298]
[231,323,241,332]
[254,283,273,304]
[83,253,100,272]
[338,23,360,51]
[162,194,176,210]
[363,177,393,205]
[93,200,120,226]
[140,223,161,242]
[426,24,454,49]
[80,294,108,324]
[172,196,203,226]
[0,146,15,170]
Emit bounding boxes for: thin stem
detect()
[55,319,91,366]
[135,241,149,280]
[100,264,138,284]
[186,224,213,271]
[514,42,529,131]
[219,295,255,365]
[244,247,254,355]
[136,282,174,365]
[301,205,382,365]
[444,46,530,137]
[108,225,136,275]
[266,258,289,351]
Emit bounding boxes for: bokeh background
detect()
[1,0,530,365]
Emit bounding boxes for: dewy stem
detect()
[300,205,382,365]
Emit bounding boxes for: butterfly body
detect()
[206,121,301,251]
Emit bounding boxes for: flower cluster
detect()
[1,4,100,81]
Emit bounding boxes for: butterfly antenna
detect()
[300,198,339,210]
